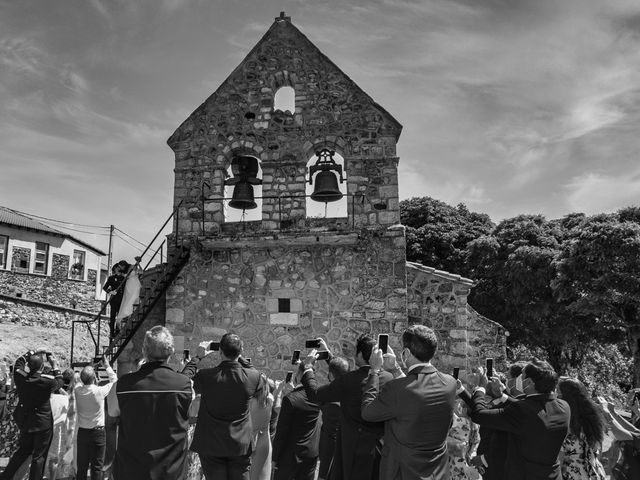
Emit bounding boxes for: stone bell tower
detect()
[163,13,505,377]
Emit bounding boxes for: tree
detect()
[554,211,640,384]
[400,197,493,275]
[465,215,583,371]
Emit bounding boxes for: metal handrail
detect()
[70,200,183,365]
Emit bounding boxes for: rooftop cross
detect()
[276,11,291,22]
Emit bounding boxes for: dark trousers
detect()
[108,299,122,338]
[77,427,106,480]
[274,453,317,480]
[199,454,251,480]
[0,427,53,480]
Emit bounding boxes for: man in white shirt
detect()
[74,357,117,480]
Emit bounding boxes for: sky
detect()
[1,0,640,262]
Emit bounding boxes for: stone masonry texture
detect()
[126,15,507,380]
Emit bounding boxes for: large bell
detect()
[229,181,257,210]
[311,170,343,203]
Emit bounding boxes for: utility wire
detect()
[113,233,146,254]
[114,227,147,248]
[48,225,111,236]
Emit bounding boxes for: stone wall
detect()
[166,226,407,379]
[11,246,30,273]
[406,262,506,376]
[0,255,101,313]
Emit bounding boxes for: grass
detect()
[0,322,109,368]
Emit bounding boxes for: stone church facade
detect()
[128,14,505,378]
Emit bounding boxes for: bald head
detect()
[80,366,96,385]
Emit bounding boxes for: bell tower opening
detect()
[273,86,295,113]
[305,149,347,219]
[223,155,263,223]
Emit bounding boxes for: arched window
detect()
[306,150,347,219]
[273,86,295,113]
[223,156,263,222]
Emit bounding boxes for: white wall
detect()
[0,225,104,299]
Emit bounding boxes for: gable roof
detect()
[168,15,402,148]
[0,206,106,256]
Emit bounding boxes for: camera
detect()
[209,342,220,351]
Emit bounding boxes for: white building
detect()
[0,206,106,302]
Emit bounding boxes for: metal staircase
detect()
[70,201,188,370]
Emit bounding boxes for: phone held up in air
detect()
[305,339,321,349]
[209,342,220,351]
[285,371,293,383]
[378,334,389,354]
[316,351,330,361]
[291,350,301,365]
[486,358,494,379]
[453,367,460,380]
[183,349,190,361]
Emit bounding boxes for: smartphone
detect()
[245,358,251,364]
[285,371,293,383]
[305,339,321,349]
[291,350,301,364]
[486,358,494,379]
[209,342,220,351]
[317,351,330,361]
[378,334,389,354]
[183,349,190,361]
[453,367,460,380]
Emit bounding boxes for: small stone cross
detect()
[276,11,291,22]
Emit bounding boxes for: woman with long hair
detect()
[249,373,274,480]
[557,377,606,480]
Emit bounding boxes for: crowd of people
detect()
[1,324,640,480]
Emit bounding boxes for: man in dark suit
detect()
[272,362,322,480]
[459,359,570,480]
[1,350,63,480]
[361,325,457,480]
[301,336,397,480]
[108,326,193,480]
[472,371,510,480]
[102,264,125,340]
[181,333,262,480]
[318,356,349,480]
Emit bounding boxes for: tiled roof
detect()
[406,261,475,286]
[0,206,106,255]
[0,207,65,235]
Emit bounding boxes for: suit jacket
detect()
[272,386,321,463]
[114,361,193,480]
[183,359,261,457]
[302,366,393,480]
[460,389,570,480]
[361,365,456,480]
[475,396,510,480]
[13,354,63,433]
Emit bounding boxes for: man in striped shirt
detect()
[107,326,193,480]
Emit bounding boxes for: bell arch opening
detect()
[223,155,263,223]
[273,86,295,113]
[306,150,348,219]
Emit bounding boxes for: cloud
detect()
[565,170,640,214]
